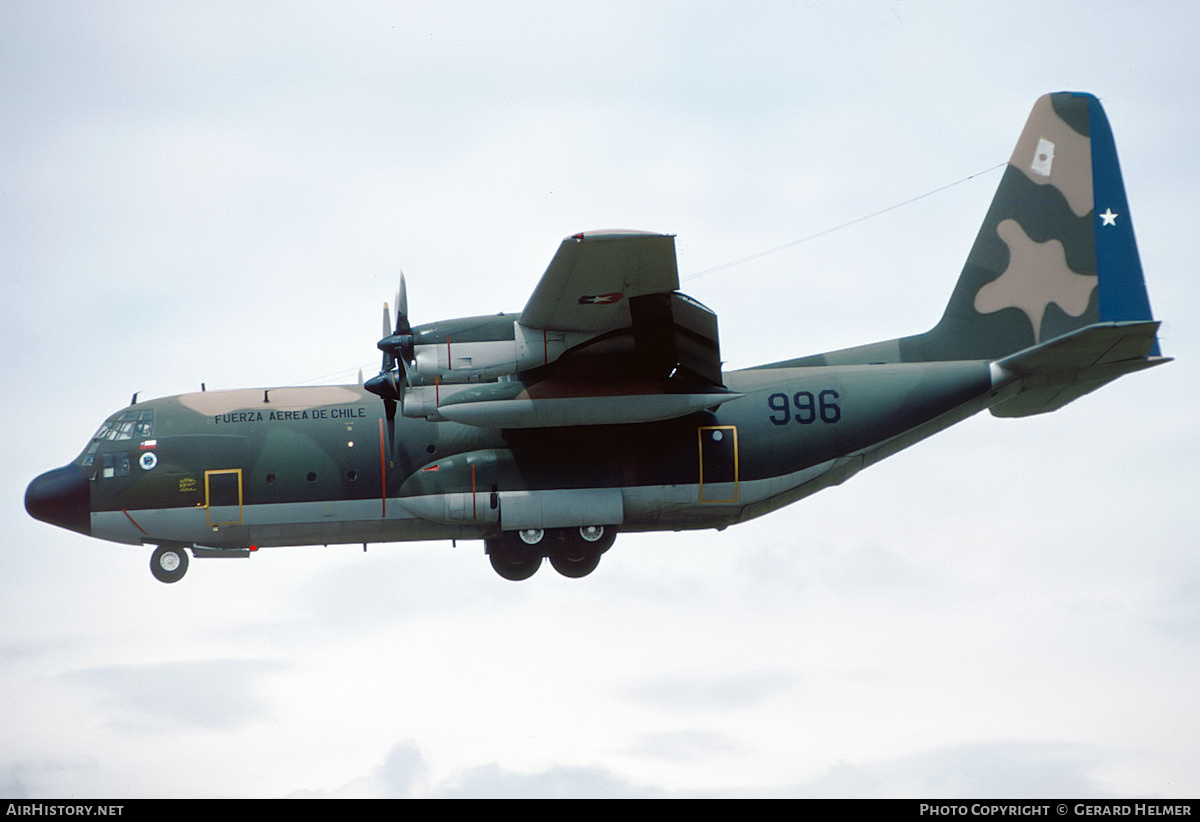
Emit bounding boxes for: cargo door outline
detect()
[698,425,738,503]
[205,469,243,526]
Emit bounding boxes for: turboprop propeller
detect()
[364,274,415,457]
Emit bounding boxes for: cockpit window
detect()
[92,409,154,442]
[82,410,154,468]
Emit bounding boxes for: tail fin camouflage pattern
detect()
[912,91,1160,361]
[786,92,1168,413]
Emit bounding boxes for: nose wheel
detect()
[150,545,189,584]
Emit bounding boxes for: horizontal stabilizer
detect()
[990,321,1170,417]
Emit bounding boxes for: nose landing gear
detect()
[150,545,189,584]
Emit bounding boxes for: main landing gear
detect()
[486,526,616,581]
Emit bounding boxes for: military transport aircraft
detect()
[26,92,1169,583]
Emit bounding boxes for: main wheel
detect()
[486,533,543,581]
[517,528,545,545]
[575,524,616,553]
[150,545,189,584]
[548,526,614,578]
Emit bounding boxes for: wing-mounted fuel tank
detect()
[395,448,623,532]
[417,379,741,428]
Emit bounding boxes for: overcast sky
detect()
[3,0,1198,798]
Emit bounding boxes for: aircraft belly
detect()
[92,498,485,549]
[91,510,160,545]
[618,461,838,529]
[235,499,484,547]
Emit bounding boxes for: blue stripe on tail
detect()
[1084,94,1160,354]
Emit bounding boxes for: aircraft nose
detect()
[25,464,92,536]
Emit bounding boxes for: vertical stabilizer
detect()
[906,92,1160,361]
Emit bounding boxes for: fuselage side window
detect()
[99,452,130,479]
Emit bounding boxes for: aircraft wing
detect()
[401,230,730,428]
[518,230,725,390]
[519,231,681,333]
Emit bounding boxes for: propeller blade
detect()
[395,272,410,335]
[381,303,395,370]
[383,397,397,460]
[398,351,416,386]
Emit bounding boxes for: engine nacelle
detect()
[413,321,593,383]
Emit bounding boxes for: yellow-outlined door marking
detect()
[698,425,739,503]
[205,468,243,526]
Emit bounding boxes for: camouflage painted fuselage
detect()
[76,357,996,550]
